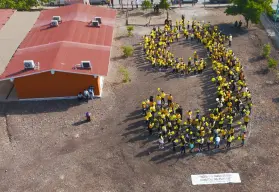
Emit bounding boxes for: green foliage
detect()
[141,0,152,10]
[225,0,273,27]
[262,43,271,58]
[268,58,278,69]
[126,25,134,36]
[159,0,170,11]
[0,0,48,10]
[119,66,131,83]
[121,45,134,57]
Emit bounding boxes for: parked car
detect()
[181,0,198,3]
[48,0,65,6]
[90,0,108,5]
[209,0,230,3]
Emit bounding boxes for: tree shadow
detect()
[114,35,128,40]
[255,67,269,75]
[217,23,250,37]
[248,55,265,63]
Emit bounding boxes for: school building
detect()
[0,3,116,100]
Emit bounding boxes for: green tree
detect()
[159,0,170,19]
[0,0,15,8]
[0,0,48,10]
[141,0,152,10]
[225,0,273,27]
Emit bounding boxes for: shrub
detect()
[126,25,134,36]
[121,45,134,57]
[268,57,278,69]
[119,66,131,83]
[141,0,152,10]
[262,43,271,58]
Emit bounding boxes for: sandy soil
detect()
[0,6,279,192]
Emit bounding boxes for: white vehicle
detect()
[49,0,65,6]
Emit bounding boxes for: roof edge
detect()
[0,69,106,82]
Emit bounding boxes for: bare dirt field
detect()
[0,6,279,192]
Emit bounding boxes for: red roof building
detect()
[0,9,15,30]
[0,4,116,100]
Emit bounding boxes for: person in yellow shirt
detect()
[244,115,250,127]
[226,134,235,148]
[160,90,166,105]
[148,121,154,135]
[167,94,173,106]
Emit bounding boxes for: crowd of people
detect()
[140,17,252,153]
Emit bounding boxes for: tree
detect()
[225,0,273,27]
[141,0,152,10]
[0,0,48,10]
[159,0,170,19]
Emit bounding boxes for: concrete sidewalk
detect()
[260,13,279,49]
[0,11,40,75]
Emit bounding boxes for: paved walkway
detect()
[260,13,279,49]
[0,11,40,101]
[0,11,40,75]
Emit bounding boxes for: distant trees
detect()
[159,0,170,19]
[225,0,273,27]
[0,0,48,11]
[141,0,152,10]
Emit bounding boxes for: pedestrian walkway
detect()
[260,13,279,49]
[0,11,40,75]
[0,11,40,101]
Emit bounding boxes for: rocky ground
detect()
[0,5,279,192]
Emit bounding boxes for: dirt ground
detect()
[1,6,279,192]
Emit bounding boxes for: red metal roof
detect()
[0,4,116,80]
[1,41,110,78]
[0,9,14,30]
[20,20,114,48]
[33,4,115,29]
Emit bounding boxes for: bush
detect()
[121,45,134,57]
[119,66,131,83]
[126,25,134,36]
[262,43,271,58]
[141,0,152,10]
[268,57,278,69]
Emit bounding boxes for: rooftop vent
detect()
[52,16,62,23]
[50,20,59,27]
[24,60,35,69]
[81,61,92,69]
[95,17,102,24]
[91,20,99,27]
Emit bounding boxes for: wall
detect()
[14,71,100,99]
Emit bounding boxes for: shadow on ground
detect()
[0,99,90,115]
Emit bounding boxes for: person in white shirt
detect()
[215,135,220,149]
[83,89,89,102]
[229,34,232,46]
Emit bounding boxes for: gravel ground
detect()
[0,7,279,192]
